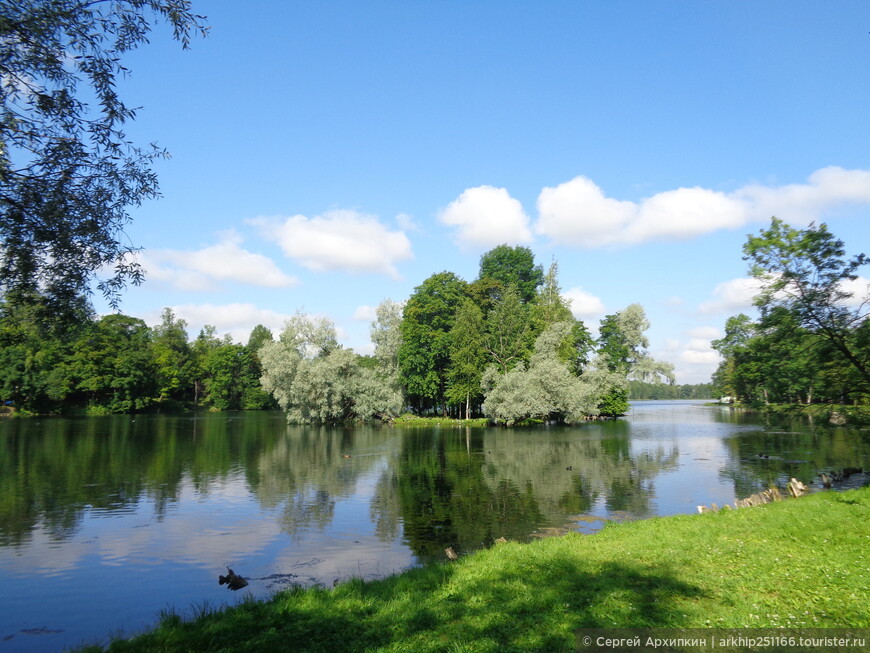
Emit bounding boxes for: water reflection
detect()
[0,403,869,651]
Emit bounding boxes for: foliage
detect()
[0,305,271,414]
[627,380,714,400]
[714,220,870,404]
[397,272,467,414]
[595,304,674,416]
[744,217,870,389]
[259,312,401,424]
[482,322,621,424]
[93,487,870,651]
[444,297,485,418]
[478,243,544,304]
[0,0,207,316]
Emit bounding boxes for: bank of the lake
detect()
[87,486,870,652]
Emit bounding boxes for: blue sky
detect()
[94,0,870,384]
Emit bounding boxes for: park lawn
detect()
[88,486,870,653]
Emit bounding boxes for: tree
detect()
[446,298,486,418]
[241,324,276,410]
[529,259,593,373]
[596,304,673,416]
[484,284,532,374]
[478,244,543,304]
[151,307,192,404]
[397,272,468,414]
[259,312,399,423]
[65,313,155,412]
[481,322,620,425]
[0,1,208,316]
[744,218,870,390]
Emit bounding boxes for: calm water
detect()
[1,401,868,651]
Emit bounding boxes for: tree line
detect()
[712,219,870,406]
[0,303,276,414]
[0,245,676,421]
[259,245,674,424]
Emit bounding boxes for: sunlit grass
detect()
[85,487,870,652]
[392,413,490,427]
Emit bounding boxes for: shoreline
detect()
[82,486,870,652]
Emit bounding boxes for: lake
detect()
[1,400,868,651]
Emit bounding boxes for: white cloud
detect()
[438,186,533,248]
[699,274,869,316]
[686,325,722,339]
[536,176,635,247]
[658,333,722,384]
[251,210,413,279]
[679,339,721,365]
[562,286,606,320]
[626,187,745,243]
[839,276,870,308]
[395,212,419,232]
[353,305,377,321]
[136,231,297,291]
[146,303,294,343]
[737,167,870,225]
[698,277,765,314]
[534,167,870,248]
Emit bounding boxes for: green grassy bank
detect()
[88,487,870,652]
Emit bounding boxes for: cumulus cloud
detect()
[658,331,723,384]
[536,177,636,247]
[698,277,765,314]
[250,210,412,279]
[534,167,870,248]
[685,325,722,340]
[146,303,294,343]
[737,167,870,225]
[438,186,533,248]
[352,305,377,321]
[135,231,297,291]
[562,286,606,320]
[700,274,869,316]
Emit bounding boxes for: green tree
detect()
[482,322,621,424]
[595,304,673,416]
[0,1,208,316]
[446,298,486,418]
[744,218,870,391]
[478,244,544,304]
[484,284,532,374]
[529,259,593,373]
[398,272,468,414]
[150,308,192,404]
[260,313,399,423]
[66,313,155,412]
[241,324,276,410]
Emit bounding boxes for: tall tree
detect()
[66,313,155,412]
[241,324,276,409]
[484,284,532,374]
[596,304,673,416]
[446,297,486,418]
[529,259,593,373]
[478,244,544,304]
[744,218,870,390]
[0,1,208,316]
[397,272,468,414]
[151,307,192,404]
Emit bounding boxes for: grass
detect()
[391,413,490,427]
[84,487,870,652]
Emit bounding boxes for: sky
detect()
[92,0,870,384]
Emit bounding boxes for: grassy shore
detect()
[391,413,490,427]
[86,487,870,652]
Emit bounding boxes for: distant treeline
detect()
[628,380,714,401]
[0,304,277,415]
